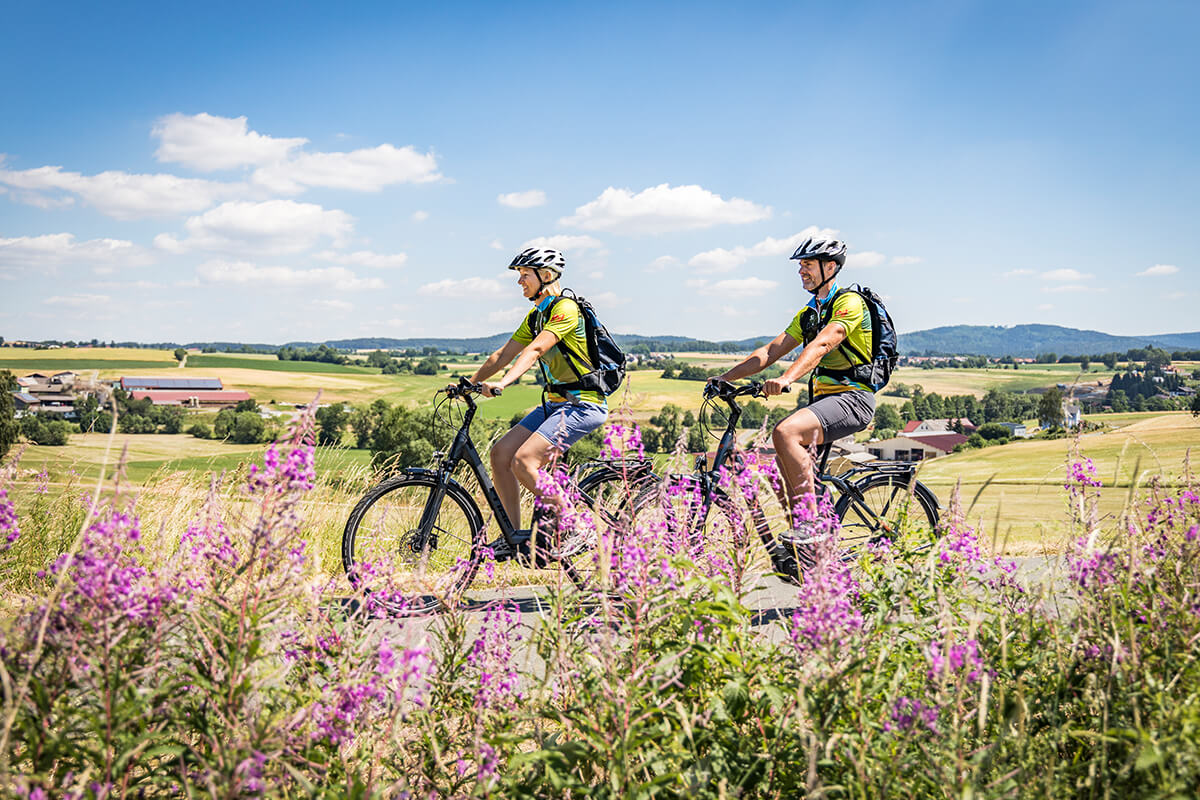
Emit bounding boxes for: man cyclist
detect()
[463,247,608,551]
[709,237,876,555]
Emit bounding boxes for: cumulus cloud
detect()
[312,299,354,312]
[0,164,240,219]
[559,183,771,234]
[519,234,605,253]
[417,277,505,297]
[153,112,307,171]
[0,233,153,272]
[647,255,680,272]
[1040,268,1093,281]
[252,144,441,194]
[44,294,111,307]
[489,239,505,250]
[846,251,886,268]
[1137,264,1179,277]
[696,277,779,297]
[314,249,408,269]
[163,199,353,255]
[411,210,429,222]
[1002,268,1035,278]
[688,226,838,273]
[196,259,383,290]
[498,189,546,208]
[891,255,922,265]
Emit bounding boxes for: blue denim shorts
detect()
[518,401,608,450]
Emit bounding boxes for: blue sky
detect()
[2,0,1196,344]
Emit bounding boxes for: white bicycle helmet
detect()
[508,247,565,278]
[789,238,847,267]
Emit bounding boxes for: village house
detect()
[900,418,977,434]
[867,431,968,462]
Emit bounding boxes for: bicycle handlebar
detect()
[443,377,501,399]
[703,378,790,401]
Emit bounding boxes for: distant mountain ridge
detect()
[179,324,1200,359]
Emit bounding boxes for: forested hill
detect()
[176,324,1200,358]
[897,325,1200,358]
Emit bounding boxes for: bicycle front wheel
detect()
[628,478,753,581]
[342,472,484,610]
[835,472,940,553]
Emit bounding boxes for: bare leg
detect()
[511,433,561,511]
[491,426,533,529]
[771,408,825,526]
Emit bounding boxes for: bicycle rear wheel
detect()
[834,472,940,554]
[556,465,655,593]
[342,472,484,611]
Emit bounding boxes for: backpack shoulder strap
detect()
[827,288,871,365]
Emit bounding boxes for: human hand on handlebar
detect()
[763,377,792,397]
[479,381,504,398]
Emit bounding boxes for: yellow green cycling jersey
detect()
[513,295,606,406]
[783,282,874,396]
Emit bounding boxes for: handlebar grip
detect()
[492,386,502,396]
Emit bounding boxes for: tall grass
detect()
[1,407,1198,797]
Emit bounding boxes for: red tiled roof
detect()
[903,432,969,453]
[901,420,921,433]
[131,390,251,404]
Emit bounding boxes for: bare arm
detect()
[480,330,559,396]
[763,322,848,396]
[716,331,801,383]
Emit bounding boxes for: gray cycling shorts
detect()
[802,390,876,442]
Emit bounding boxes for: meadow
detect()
[5,347,1199,553]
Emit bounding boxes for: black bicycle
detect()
[632,379,940,582]
[341,378,654,608]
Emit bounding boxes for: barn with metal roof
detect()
[120,376,223,391]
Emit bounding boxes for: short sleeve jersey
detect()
[783,283,874,396]
[513,295,605,406]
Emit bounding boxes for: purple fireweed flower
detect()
[927,638,986,683]
[1066,535,1119,590]
[234,751,267,796]
[0,487,20,550]
[884,696,939,733]
[789,530,863,658]
[1066,457,1103,489]
[34,467,49,495]
[935,490,986,575]
[602,422,645,461]
[468,602,522,712]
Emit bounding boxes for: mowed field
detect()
[6,347,1196,553]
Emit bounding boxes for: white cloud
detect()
[585,291,628,306]
[1040,284,1107,294]
[411,210,429,222]
[1036,303,1054,311]
[696,277,779,297]
[0,233,153,272]
[891,255,922,265]
[846,251,886,268]
[196,259,384,290]
[1137,264,1179,277]
[647,255,680,272]
[88,280,165,290]
[688,226,838,273]
[1002,268,1035,278]
[167,199,353,255]
[1040,268,1093,281]
[559,183,771,234]
[417,277,505,298]
[519,234,605,253]
[44,294,110,307]
[498,189,546,208]
[489,239,505,250]
[252,144,441,193]
[314,249,408,269]
[0,165,240,219]
[152,112,307,171]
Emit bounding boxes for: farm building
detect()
[900,418,977,434]
[867,431,968,462]
[120,376,223,391]
[129,389,251,408]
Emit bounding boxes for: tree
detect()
[414,356,440,375]
[975,423,1011,443]
[232,411,266,444]
[1079,356,1090,371]
[687,424,707,454]
[234,398,259,413]
[1038,387,1064,427]
[0,369,18,458]
[315,404,349,446]
[1191,394,1200,418]
[873,404,903,431]
[173,347,187,363]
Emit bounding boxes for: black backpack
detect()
[800,284,898,392]
[529,290,627,396]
